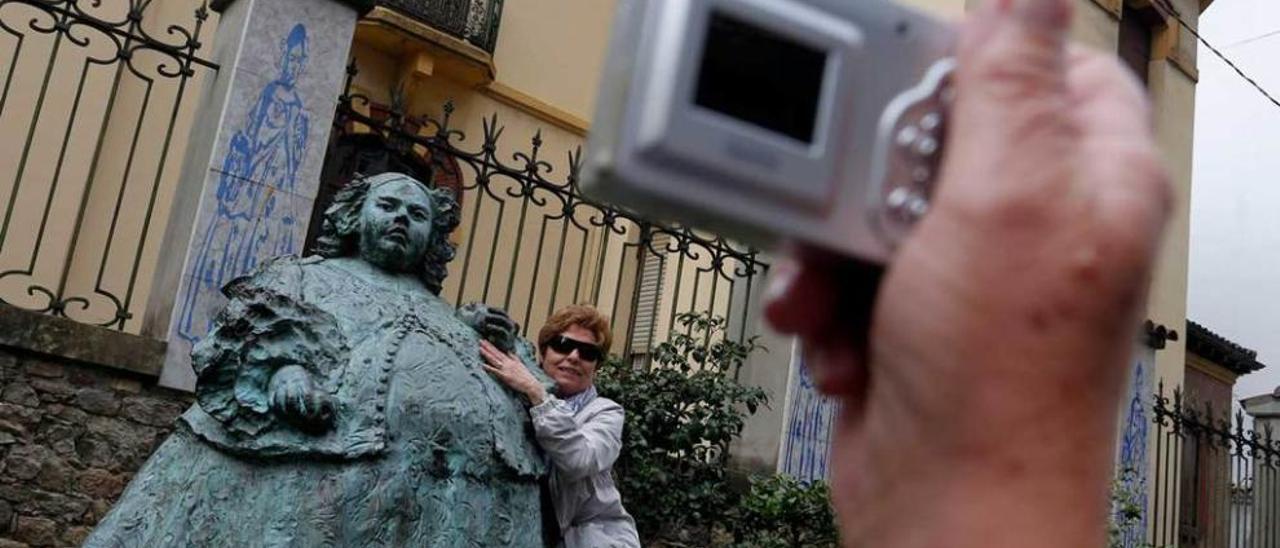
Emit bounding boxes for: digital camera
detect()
[582,0,957,262]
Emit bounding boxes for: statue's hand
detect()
[458,303,519,353]
[268,365,334,433]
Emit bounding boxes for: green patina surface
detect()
[85,173,549,547]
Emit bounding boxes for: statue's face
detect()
[358,179,433,273]
[541,324,600,397]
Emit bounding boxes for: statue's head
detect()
[314,172,460,294]
[280,24,309,85]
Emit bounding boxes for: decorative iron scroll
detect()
[0,0,217,329]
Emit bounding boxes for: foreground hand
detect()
[269,365,335,433]
[765,1,1171,546]
[479,340,547,405]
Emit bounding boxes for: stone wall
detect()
[0,348,191,547]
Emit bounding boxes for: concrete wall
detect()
[1185,354,1236,413]
[728,275,797,475]
[150,0,362,390]
[1148,36,1199,393]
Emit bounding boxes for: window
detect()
[1118,4,1162,87]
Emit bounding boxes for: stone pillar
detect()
[1244,389,1280,546]
[1113,346,1157,547]
[724,264,813,478]
[773,347,841,482]
[141,0,372,390]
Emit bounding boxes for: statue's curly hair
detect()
[313,172,460,295]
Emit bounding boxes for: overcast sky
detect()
[1188,0,1280,404]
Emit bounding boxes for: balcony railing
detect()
[377,0,503,53]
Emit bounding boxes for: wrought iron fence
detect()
[376,0,503,53]
[0,0,217,330]
[1147,383,1280,548]
[313,64,769,359]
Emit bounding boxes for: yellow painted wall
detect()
[491,0,615,121]
[1075,0,1122,51]
[1147,57,1197,392]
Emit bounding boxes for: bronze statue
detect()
[86,173,548,546]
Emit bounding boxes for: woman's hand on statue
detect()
[269,365,335,432]
[479,340,547,406]
[763,1,1171,546]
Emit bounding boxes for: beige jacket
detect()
[530,395,641,548]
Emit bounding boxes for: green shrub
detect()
[1109,468,1159,548]
[597,312,769,544]
[728,475,839,548]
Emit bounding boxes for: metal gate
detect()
[0,0,217,330]
[1148,384,1280,547]
[314,65,770,358]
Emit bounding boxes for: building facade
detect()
[0,0,1229,545]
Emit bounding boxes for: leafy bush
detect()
[1109,468,1160,548]
[597,312,769,543]
[727,475,839,548]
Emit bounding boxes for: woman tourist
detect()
[480,305,641,548]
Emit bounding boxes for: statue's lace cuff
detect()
[191,256,348,437]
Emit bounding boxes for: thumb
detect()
[952,0,1072,124]
[961,0,1072,67]
[933,0,1075,214]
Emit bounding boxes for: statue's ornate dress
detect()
[86,256,546,547]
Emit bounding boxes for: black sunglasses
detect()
[546,335,603,362]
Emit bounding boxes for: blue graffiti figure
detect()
[1114,359,1151,546]
[780,354,840,483]
[178,24,311,344]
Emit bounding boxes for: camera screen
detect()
[694,13,827,145]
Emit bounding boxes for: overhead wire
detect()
[1150,0,1280,110]
[1223,28,1280,49]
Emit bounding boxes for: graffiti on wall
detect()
[1114,348,1156,547]
[177,23,312,344]
[779,351,841,483]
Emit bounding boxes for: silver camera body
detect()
[582,0,957,262]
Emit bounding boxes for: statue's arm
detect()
[461,303,554,393]
[192,260,343,436]
[457,302,520,353]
